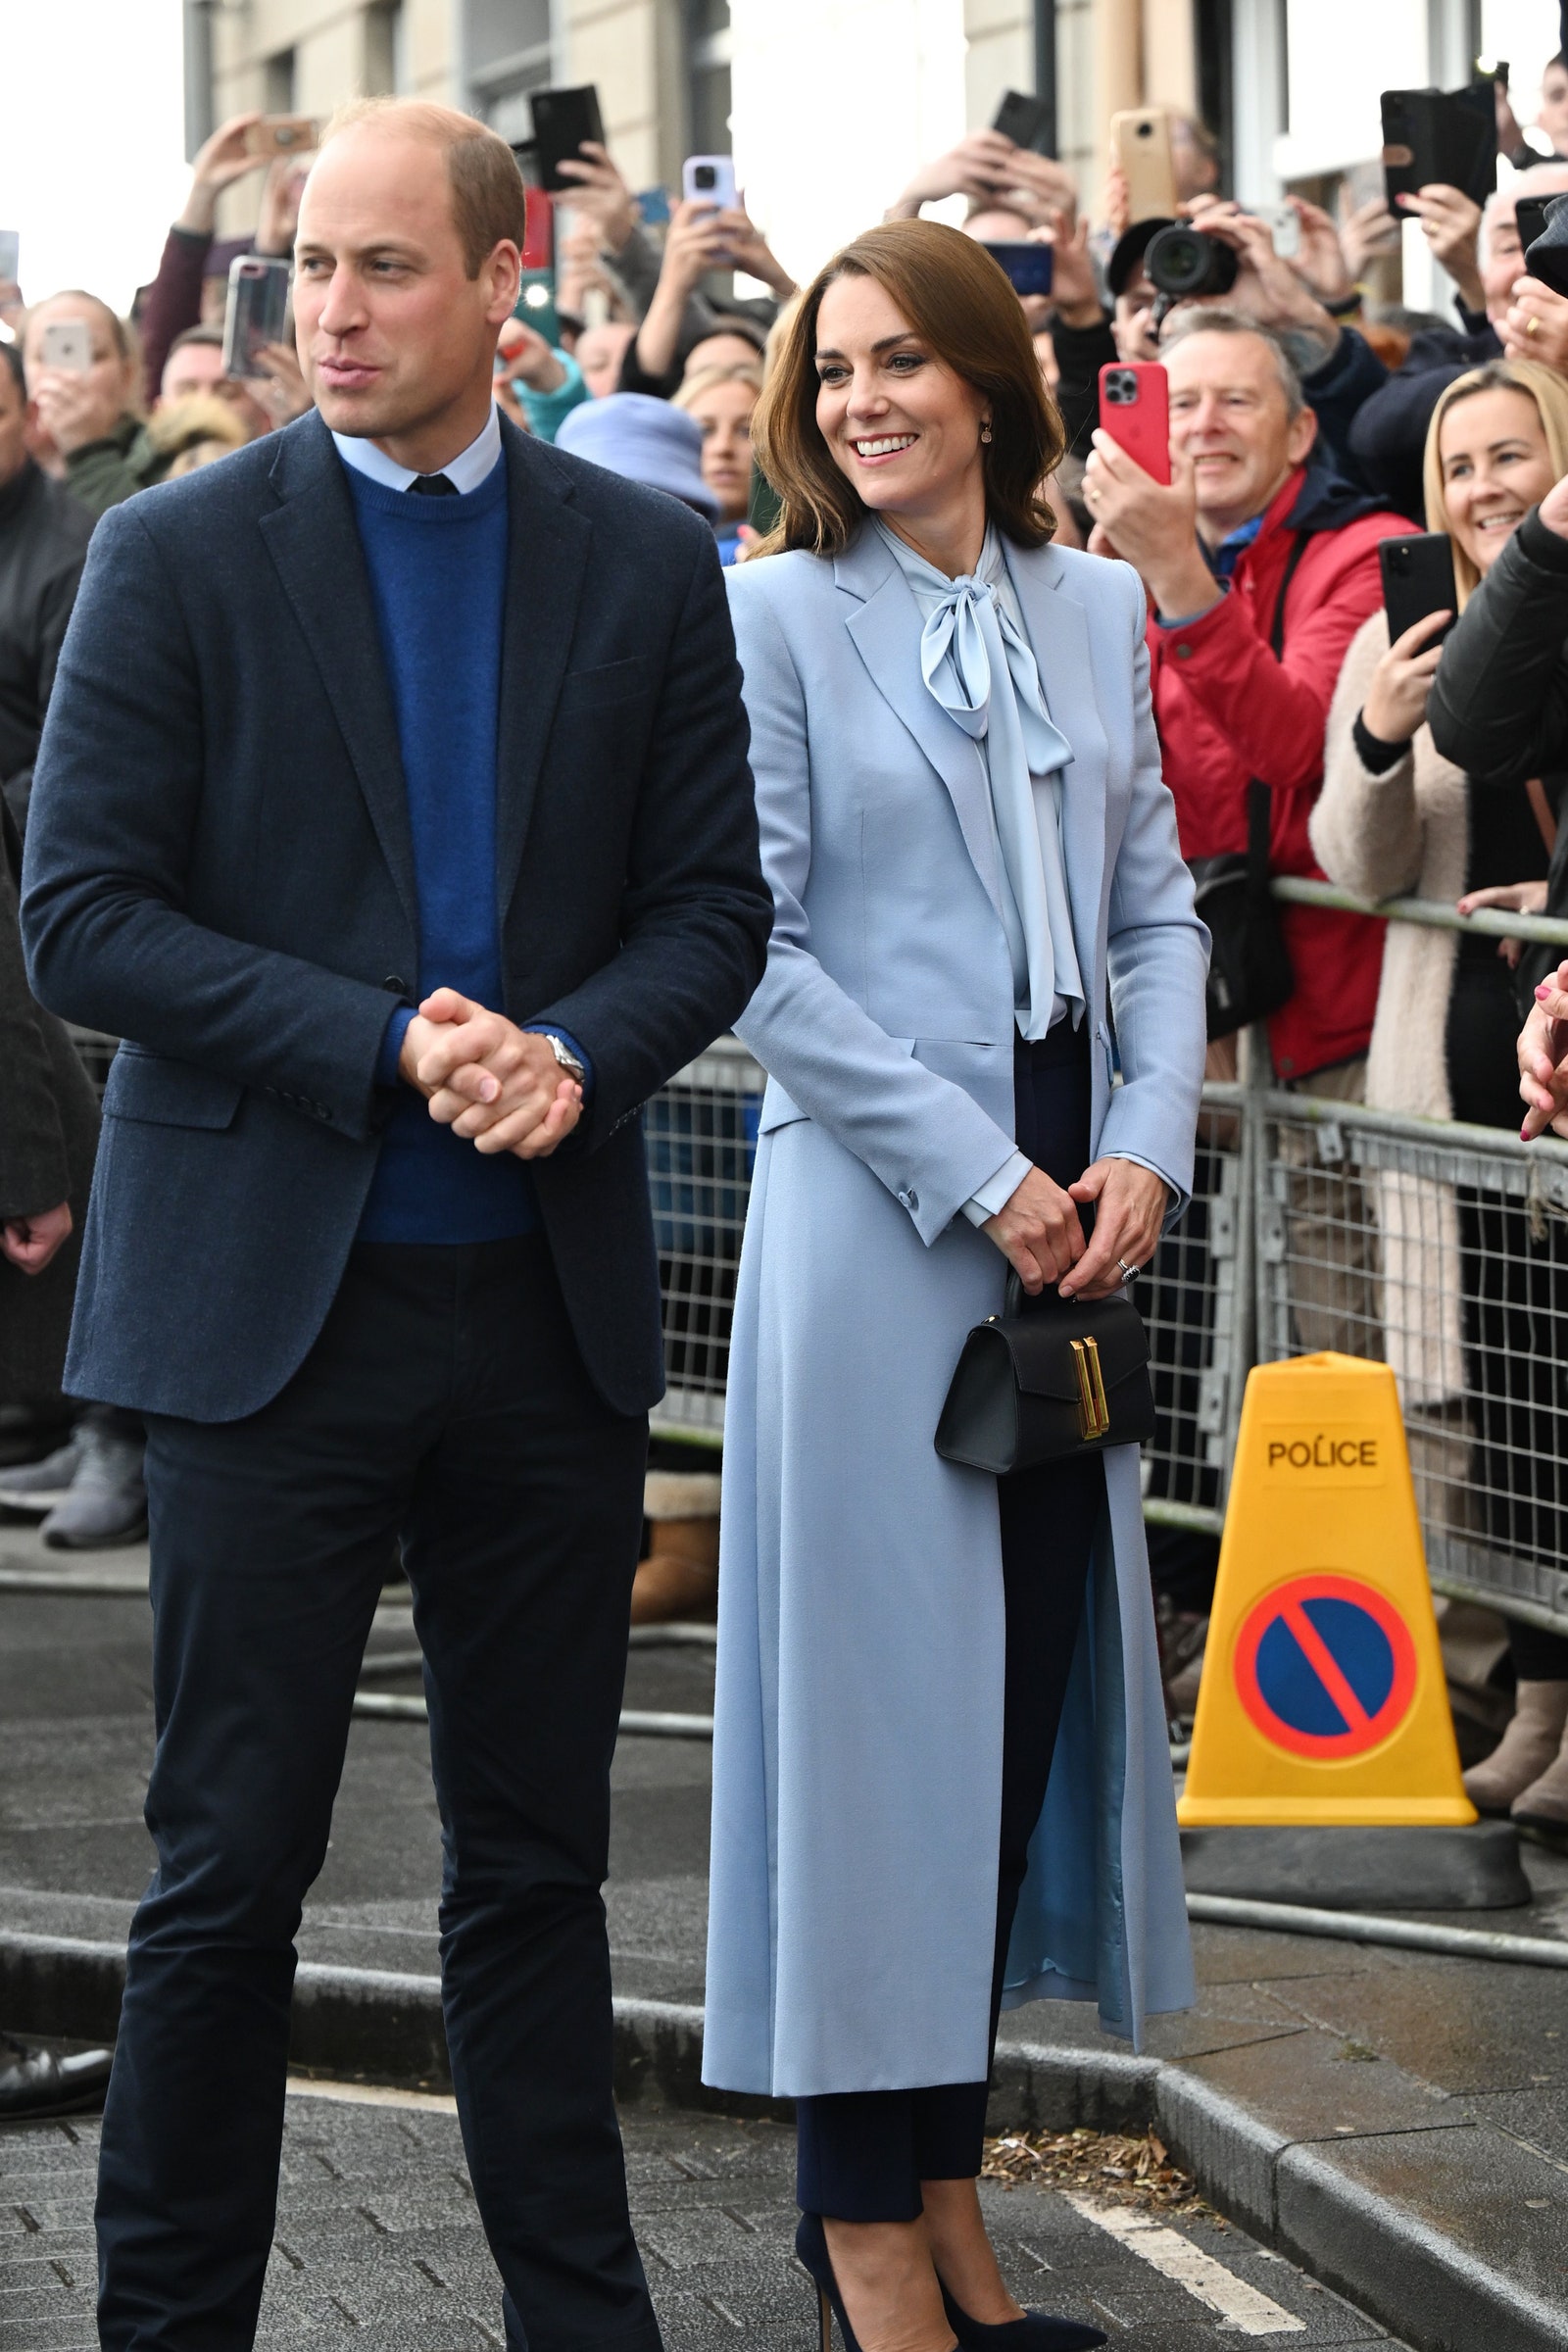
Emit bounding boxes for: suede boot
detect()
[1512,1712,1568,1839]
[1463,1681,1568,1815]
[630,1471,720,1624]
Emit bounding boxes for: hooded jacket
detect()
[1148,463,1413,1080]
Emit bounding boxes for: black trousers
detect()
[796,1024,1103,2222]
[95,1237,661,2352]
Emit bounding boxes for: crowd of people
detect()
[10,34,1568,2344]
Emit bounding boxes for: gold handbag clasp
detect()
[1070,1335,1110,1441]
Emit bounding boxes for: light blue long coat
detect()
[703,525,1209,2100]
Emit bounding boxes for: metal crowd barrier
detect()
[65,882,1568,1642]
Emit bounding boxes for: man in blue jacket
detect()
[22,96,768,2352]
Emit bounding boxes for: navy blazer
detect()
[21,410,769,1422]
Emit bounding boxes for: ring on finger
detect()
[1117,1257,1139,1284]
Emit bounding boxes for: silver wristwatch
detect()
[543,1032,587,1087]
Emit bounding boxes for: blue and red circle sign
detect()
[1233,1575,1418,1759]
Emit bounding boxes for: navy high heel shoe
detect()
[795,2212,865,2352]
[795,2211,960,2352]
[939,2281,1106,2352]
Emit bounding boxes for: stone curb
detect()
[3,1932,1559,2352]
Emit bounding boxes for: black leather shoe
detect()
[941,2280,1107,2351]
[0,2035,114,2119]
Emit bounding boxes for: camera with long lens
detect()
[1143,223,1240,301]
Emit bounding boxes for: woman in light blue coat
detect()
[704,220,1208,2352]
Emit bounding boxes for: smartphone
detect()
[221,254,292,379]
[683,155,739,213]
[1380,87,1497,211]
[0,230,18,286]
[1099,362,1170,484]
[1378,533,1457,646]
[243,115,318,159]
[1260,203,1301,261]
[530,85,606,194]
[992,89,1054,155]
[1111,108,1178,223]
[982,241,1054,299]
[38,318,92,372]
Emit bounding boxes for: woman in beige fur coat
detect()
[1313,360,1568,1832]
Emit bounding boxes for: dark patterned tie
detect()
[407,473,458,497]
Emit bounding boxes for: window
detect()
[265,47,296,114]
[463,0,554,147]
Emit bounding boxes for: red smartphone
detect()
[1098,362,1171,485]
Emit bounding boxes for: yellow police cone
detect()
[1178,1352,1476,1827]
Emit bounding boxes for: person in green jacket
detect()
[23,291,153,519]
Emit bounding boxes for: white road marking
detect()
[1064,2196,1307,2335]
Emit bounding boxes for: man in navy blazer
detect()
[22,99,767,2352]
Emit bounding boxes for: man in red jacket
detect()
[1083,308,1414,1351]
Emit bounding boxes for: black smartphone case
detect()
[531,87,607,194]
[1381,86,1496,211]
[1379,534,1458,646]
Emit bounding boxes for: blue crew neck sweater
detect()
[347,453,537,1245]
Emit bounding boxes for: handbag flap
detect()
[998,1293,1151,1400]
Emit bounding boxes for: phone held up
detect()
[243,115,318,159]
[38,318,92,373]
[682,155,739,214]
[1110,107,1178,224]
[982,242,1054,299]
[1380,84,1497,213]
[222,255,292,381]
[1098,363,1170,485]
[1378,532,1457,647]
[991,89,1054,156]
[527,85,607,194]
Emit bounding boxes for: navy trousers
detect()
[796,1023,1103,2222]
[95,1237,661,2352]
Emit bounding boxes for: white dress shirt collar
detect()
[331,402,503,496]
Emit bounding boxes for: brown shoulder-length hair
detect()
[753,218,1065,558]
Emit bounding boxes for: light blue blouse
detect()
[875,519,1082,1221]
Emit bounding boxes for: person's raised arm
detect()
[1396,184,1486,318]
[139,113,267,399]
[1427,478,1568,782]
[632,199,746,383]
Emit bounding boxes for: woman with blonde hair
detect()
[672,361,763,561]
[1312,357,1568,1830]
[704,216,1207,2352]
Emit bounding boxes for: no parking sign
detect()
[1178,1355,1475,1828]
[1233,1575,1417,1760]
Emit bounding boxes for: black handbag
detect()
[1188,778,1295,1041]
[935,1272,1156,1475]
[1184,532,1306,1043]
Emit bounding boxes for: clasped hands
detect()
[983,1158,1167,1301]
[397,988,582,1159]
